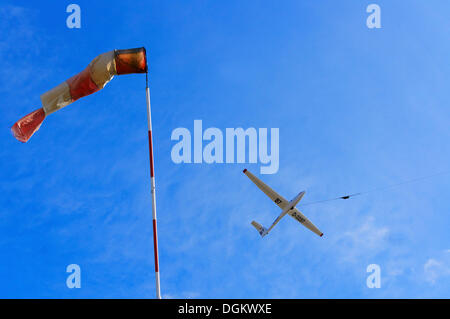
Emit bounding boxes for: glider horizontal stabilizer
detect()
[251,221,268,237]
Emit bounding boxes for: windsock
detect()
[11,47,147,142]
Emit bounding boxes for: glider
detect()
[243,169,323,238]
[11,47,147,143]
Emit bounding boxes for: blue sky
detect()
[0,0,449,298]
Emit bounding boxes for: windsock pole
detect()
[145,73,162,299]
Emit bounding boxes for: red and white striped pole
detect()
[145,73,162,299]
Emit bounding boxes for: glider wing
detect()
[243,169,288,210]
[288,208,323,237]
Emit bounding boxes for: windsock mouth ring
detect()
[114,47,147,75]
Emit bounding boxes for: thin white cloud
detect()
[424,250,450,284]
[333,215,390,263]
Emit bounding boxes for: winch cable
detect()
[298,170,449,207]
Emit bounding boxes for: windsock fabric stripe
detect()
[11,47,147,143]
[11,108,46,143]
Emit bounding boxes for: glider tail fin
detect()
[251,221,268,238]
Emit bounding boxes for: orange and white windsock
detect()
[11,47,147,142]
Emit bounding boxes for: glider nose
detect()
[297,191,306,200]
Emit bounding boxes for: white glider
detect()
[243,169,323,238]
